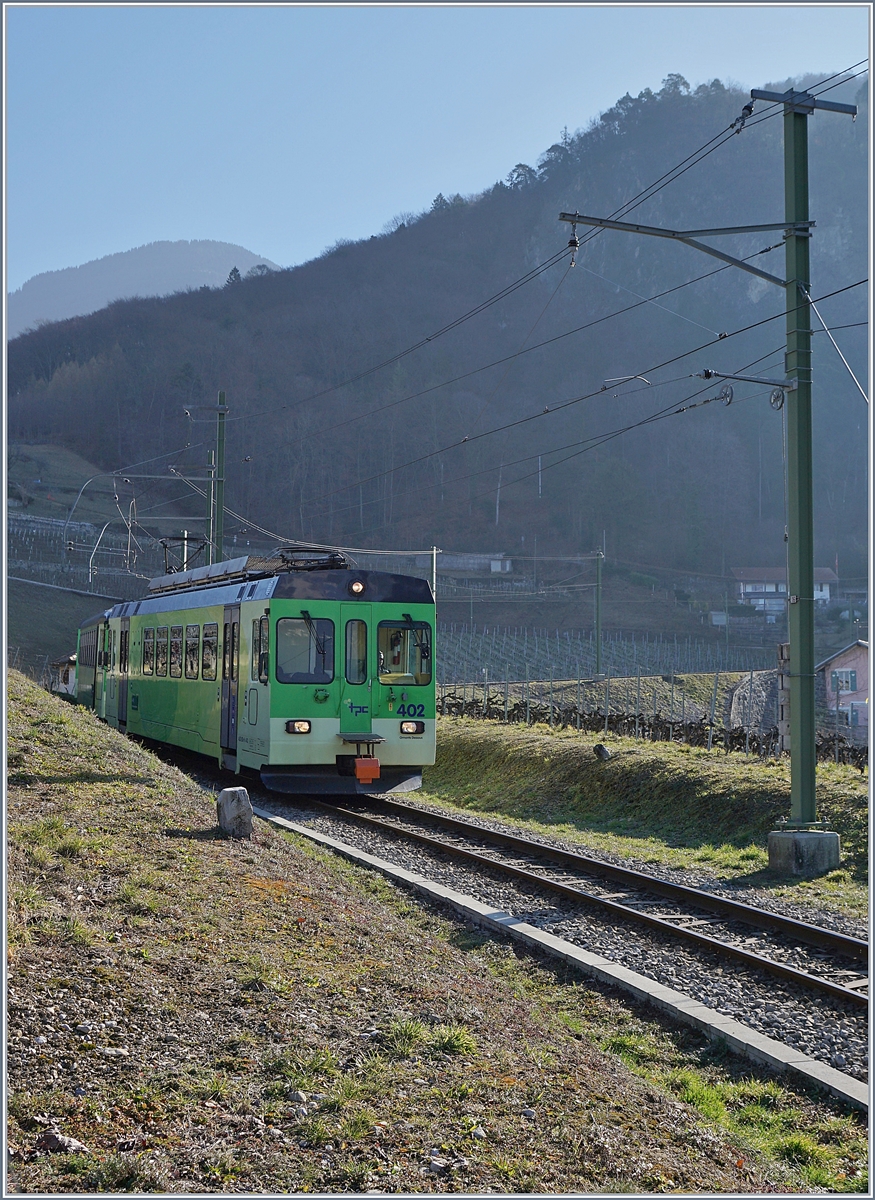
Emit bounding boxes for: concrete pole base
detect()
[767,830,841,877]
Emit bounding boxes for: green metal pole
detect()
[595,549,603,675]
[205,449,215,565]
[215,392,227,565]
[784,107,817,825]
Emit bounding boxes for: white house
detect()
[731,567,838,613]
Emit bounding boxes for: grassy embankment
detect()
[6,673,868,1193]
[422,718,868,917]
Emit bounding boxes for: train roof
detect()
[124,547,434,611]
[148,547,350,594]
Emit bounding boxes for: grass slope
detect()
[423,719,868,915]
[6,674,867,1193]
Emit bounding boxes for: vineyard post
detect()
[669,674,675,741]
[635,671,641,739]
[707,673,719,752]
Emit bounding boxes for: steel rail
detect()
[367,797,867,961]
[318,800,867,1010]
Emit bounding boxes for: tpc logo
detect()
[346,700,369,716]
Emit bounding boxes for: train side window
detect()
[202,623,218,681]
[169,626,183,678]
[119,629,128,673]
[345,620,368,685]
[143,628,154,674]
[156,627,169,676]
[111,629,117,670]
[185,625,200,679]
[251,620,260,681]
[222,624,230,680]
[258,616,269,685]
[275,617,334,684]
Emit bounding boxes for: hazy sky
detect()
[4,3,870,291]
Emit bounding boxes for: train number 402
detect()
[398,703,425,718]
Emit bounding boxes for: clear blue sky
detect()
[4,3,870,291]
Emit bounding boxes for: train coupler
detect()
[354,756,381,784]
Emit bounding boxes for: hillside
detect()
[7,74,868,582]
[6,673,867,1192]
[7,240,280,339]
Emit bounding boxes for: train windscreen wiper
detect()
[402,612,430,660]
[300,610,327,660]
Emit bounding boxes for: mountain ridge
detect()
[7,239,281,338]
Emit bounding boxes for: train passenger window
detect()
[378,621,431,685]
[169,626,183,678]
[156,627,168,676]
[231,622,239,682]
[142,628,154,675]
[185,625,200,679]
[202,623,218,681]
[252,617,270,684]
[275,617,334,684]
[345,620,367,685]
[119,630,128,673]
[251,620,260,682]
[258,616,269,685]
[223,624,230,680]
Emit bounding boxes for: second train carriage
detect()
[72,547,436,793]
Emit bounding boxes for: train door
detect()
[118,617,130,726]
[245,613,269,732]
[340,604,373,737]
[221,605,241,760]
[96,621,111,719]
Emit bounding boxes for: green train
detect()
[66,547,435,794]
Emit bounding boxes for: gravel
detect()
[258,796,869,1083]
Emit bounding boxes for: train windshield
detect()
[378,621,431,685]
[275,617,334,684]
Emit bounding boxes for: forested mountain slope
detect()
[8,74,868,577]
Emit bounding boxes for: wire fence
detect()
[436,621,775,681]
[435,673,868,771]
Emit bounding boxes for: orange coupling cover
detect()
[354,756,381,783]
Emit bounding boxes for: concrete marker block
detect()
[217,786,253,839]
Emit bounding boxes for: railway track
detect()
[297,795,868,1010]
[160,747,868,1095]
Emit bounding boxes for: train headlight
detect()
[349,579,366,595]
[400,720,425,735]
[285,719,312,734]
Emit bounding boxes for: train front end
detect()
[251,567,436,794]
